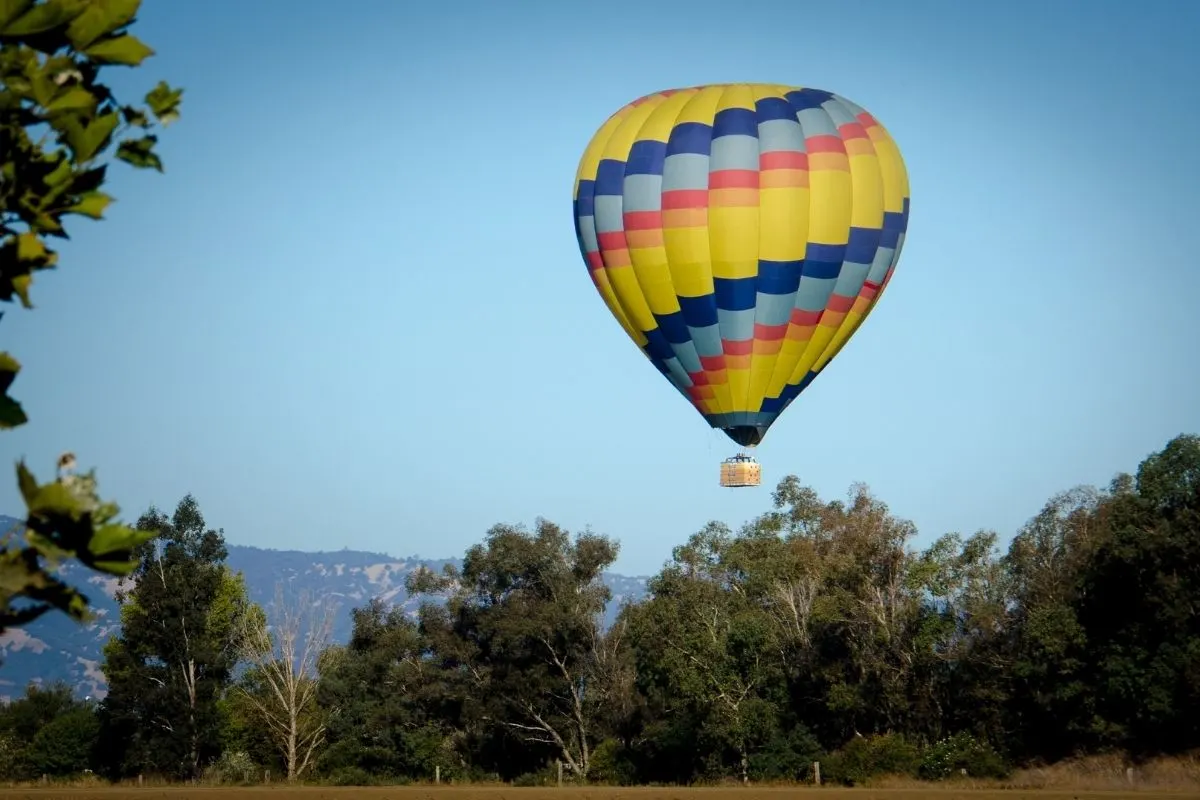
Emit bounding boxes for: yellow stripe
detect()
[807,169,853,245]
[591,269,647,347]
[575,108,629,190]
[596,103,669,335]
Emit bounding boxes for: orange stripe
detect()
[708,187,758,207]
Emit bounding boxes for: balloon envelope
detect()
[572,84,910,447]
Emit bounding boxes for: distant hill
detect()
[0,516,650,701]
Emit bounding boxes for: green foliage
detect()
[919,733,1010,780]
[822,733,921,786]
[747,724,823,782]
[0,681,98,779]
[26,705,100,776]
[204,750,256,785]
[3,433,1197,788]
[96,495,253,781]
[0,0,182,635]
[587,738,637,785]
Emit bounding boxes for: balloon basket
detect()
[719,452,761,488]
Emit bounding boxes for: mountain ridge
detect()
[0,516,651,701]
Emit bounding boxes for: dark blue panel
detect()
[881,210,906,248]
[594,159,627,196]
[666,122,713,157]
[757,259,803,295]
[712,107,757,138]
[574,180,595,217]
[785,88,833,112]
[802,260,842,280]
[626,140,667,176]
[755,96,796,122]
[713,276,757,311]
[846,226,882,264]
[678,294,719,328]
[644,327,676,362]
[653,310,691,345]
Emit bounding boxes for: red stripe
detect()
[857,111,878,128]
[791,308,823,326]
[687,371,709,386]
[699,355,726,371]
[709,169,758,189]
[723,339,753,356]
[806,135,845,154]
[826,293,854,313]
[863,280,880,291]
[754,322,788,341]
[586,251,604,271]
[596,231,627,250]
[760,151,808,170]
[623,210,662,230]
[838,122,868,141]
[662,189,708,210]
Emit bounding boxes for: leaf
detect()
[85,523,155,573]
[115,135,161,171]
[0,351,26,429]
[77,110,120,160]
[1,0,82,35]
[144,80,182,123]
[0,0,33,28]
[65,0,140,49]
[11,273,32,307]
[120,104,148,127]
[0,394,27,429]
[25,478,85,518]
[84,33,153,66]
[66,191,112,219]
[0,351,19,391]
[69,163,107,193]
[44,85,95,114]
[16,460,38,506]
[43,155,73,187]
[15,230,49,263]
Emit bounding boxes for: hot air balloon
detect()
[572,84,910,487]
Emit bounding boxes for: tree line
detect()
[0,433,1196,786]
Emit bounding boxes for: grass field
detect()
[2,787,1199,800]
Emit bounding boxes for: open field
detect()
[2,788,1199,800]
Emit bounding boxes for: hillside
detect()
[0,518,650,700]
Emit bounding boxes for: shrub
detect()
[823,733,921,786]
[589,738,637,785]
[209,750,256,784]
[325,766,378,786]
[920,732,1011,780]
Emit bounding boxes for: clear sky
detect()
[4,0,1198,576]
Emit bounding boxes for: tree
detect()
[0,0,183,633]
[410,519,623,780]
[1074,434,1200,754]
[315,597,446,781]
[0,680,96,780]
[236,582,336,781]
[97,495,251,780]
[626,522,787,784]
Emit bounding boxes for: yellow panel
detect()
[847,153,884,229]
[673,85,726,125]
[808,170,852,244]
[636,90,699,142]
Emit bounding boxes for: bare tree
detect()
[237,582,336,781]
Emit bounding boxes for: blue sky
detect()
[4,0,1198,575]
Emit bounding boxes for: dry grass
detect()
[0,788,1198,800]
[2,755,1198,800]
